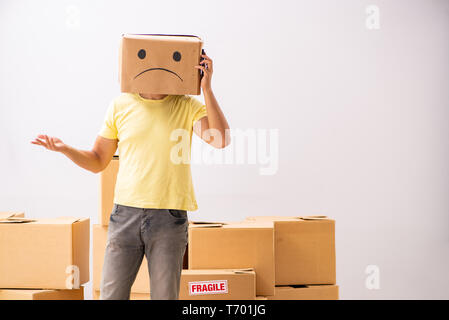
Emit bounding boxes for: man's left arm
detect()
[194,52,230,149]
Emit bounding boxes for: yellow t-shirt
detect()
[99,93,207,211]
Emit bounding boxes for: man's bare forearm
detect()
[203,88,230,146]
[32,135,117,173]
[60,144,102,173]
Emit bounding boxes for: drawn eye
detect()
[173,51,181,62]
[138,49,146,59]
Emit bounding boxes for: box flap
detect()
[0,217,36,224]
[189,221,226,228]
[181,268,255,276]
[297,215,329,220]
[246,215,330,221]
[0,212,25,219]
[232,268,255,274]
[224,221,274,229]
[0,217,83,225]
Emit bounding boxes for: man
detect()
[31,48,230,300]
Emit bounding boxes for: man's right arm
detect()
[31,134,118,173]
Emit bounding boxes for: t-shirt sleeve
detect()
[98,100,118,140]
[189,96,208,125]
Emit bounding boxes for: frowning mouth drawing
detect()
[134,68,183,82]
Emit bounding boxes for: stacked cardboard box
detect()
[97,157,338,300]
[244,216,338,299]
[0,211,89,300]
[188,218,338,300]
[188,221,275,296]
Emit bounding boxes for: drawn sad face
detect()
[134,47,184,82]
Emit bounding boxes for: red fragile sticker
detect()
[188,280,228,295]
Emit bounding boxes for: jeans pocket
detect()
[168,209,188,220]
[109,204,119,219]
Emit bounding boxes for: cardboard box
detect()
[99,155,119,226]
[180,269,255,300]
[0,217,90,289]
[0,287,84,300]
[0,212,25,219]
[93,269,255,300]
[188,221,275,296]
[120,34,203,95]
[257,285,339,300]
[245,216,336,285]
[93,224,188,293]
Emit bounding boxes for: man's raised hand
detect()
[31,134,66,152]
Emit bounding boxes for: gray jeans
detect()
[100,204,188,300]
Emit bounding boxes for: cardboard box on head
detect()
[120,34,203,95]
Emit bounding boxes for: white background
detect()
[1,0,448,299]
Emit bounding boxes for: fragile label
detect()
[188,280,228,295]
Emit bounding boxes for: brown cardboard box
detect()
[0,217,90,289]
[180,269,255,300]
[120,34,203,95]
[188,221,275,296]
[0,212,25,219]
[99,155,119,226]
[245,216,336,285]
[93,269,255,300]
[93,224,189,292]
[257,285,339,300]
[0,287,84,300]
